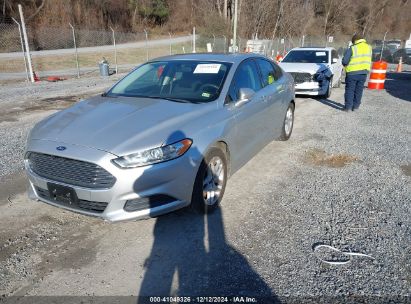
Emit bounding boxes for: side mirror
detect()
[235,88,255,107]
[332,58,339,63]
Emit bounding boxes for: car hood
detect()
[279,62,329,74]
[30,96,214,156]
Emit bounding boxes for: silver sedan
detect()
[25,53,295,222]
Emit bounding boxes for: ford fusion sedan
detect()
[25,53,295,222]
[279,47,343,97]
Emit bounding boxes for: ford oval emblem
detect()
[56,146,66,151]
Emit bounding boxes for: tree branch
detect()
[27,0,46,22]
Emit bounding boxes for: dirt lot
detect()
[0,70,410,303]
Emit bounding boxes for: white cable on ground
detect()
[313,244,375,265]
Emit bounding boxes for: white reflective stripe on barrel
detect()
[371,69,387,73]
[368,79,385,83]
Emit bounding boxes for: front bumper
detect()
[294,81,327,96]
[25,140,199,222]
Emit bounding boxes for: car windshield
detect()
[386,45,397,52]
[282,50,329,63]
[107,60,232,103]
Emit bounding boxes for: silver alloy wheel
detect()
[203,156,225,205]
[284,106,294,136]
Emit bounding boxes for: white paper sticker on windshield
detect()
[194,64,221,74]
[316,52,326,56]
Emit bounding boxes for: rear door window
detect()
[255,58,277,87]
[271,63,283,81]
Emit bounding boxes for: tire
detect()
[323,77,332,98]
[191,147,227,214]
[278,102,295,141]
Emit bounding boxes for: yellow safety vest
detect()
[345,39,372,73]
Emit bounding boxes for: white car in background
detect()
[279,47,343,98]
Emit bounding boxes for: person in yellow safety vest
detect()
[341,34,372,112]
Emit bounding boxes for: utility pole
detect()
[193,27,196,53]
[168,32,172,55]
[143,29,148,61]
[233,0,238,53]
[69,23,80,78]
[223,0,227,19]
[110,27,117,75]
[2,0,6,23]
[18,4,34,83]
[380,31,388,61]
[11,17,29,82]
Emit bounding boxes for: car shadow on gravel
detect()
[316,98,345,110]
[138,209,279,302]
[302,95,345,111]
[384,72,411,102]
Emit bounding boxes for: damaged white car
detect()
[279,47,343,98]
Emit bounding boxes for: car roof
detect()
[149,52,268,64]
[289,47,335,51]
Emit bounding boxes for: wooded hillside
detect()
[2,0,410,40]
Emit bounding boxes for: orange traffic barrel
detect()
[276,54,283,62]
[368,61,387,90]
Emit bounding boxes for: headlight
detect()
[112,139,192,168]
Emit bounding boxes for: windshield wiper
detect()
[101,92,119,98]
[145,96,191,103]
[101,94,191,103]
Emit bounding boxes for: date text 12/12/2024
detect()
[149,296,258,303]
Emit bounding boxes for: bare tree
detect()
[216,0,222,17]
[2,0,409,45]
[270,0,284,40]
[321,0,350,36]
[26,0,46,22]
[355,0,389,36]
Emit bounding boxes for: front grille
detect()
[28,152,116,189]
[289,72,312,84]
[36,186,108,213]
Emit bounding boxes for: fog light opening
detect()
[124,195,176,212]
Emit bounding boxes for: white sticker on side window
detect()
[316,52,326,56]
[193,64,221,74]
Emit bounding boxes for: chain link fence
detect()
[0,24,199,81]
[0,22,399,83]
[0,22,22,52]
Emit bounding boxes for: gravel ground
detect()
[0,70,410,303]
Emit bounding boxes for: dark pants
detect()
[344,73,367,110]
